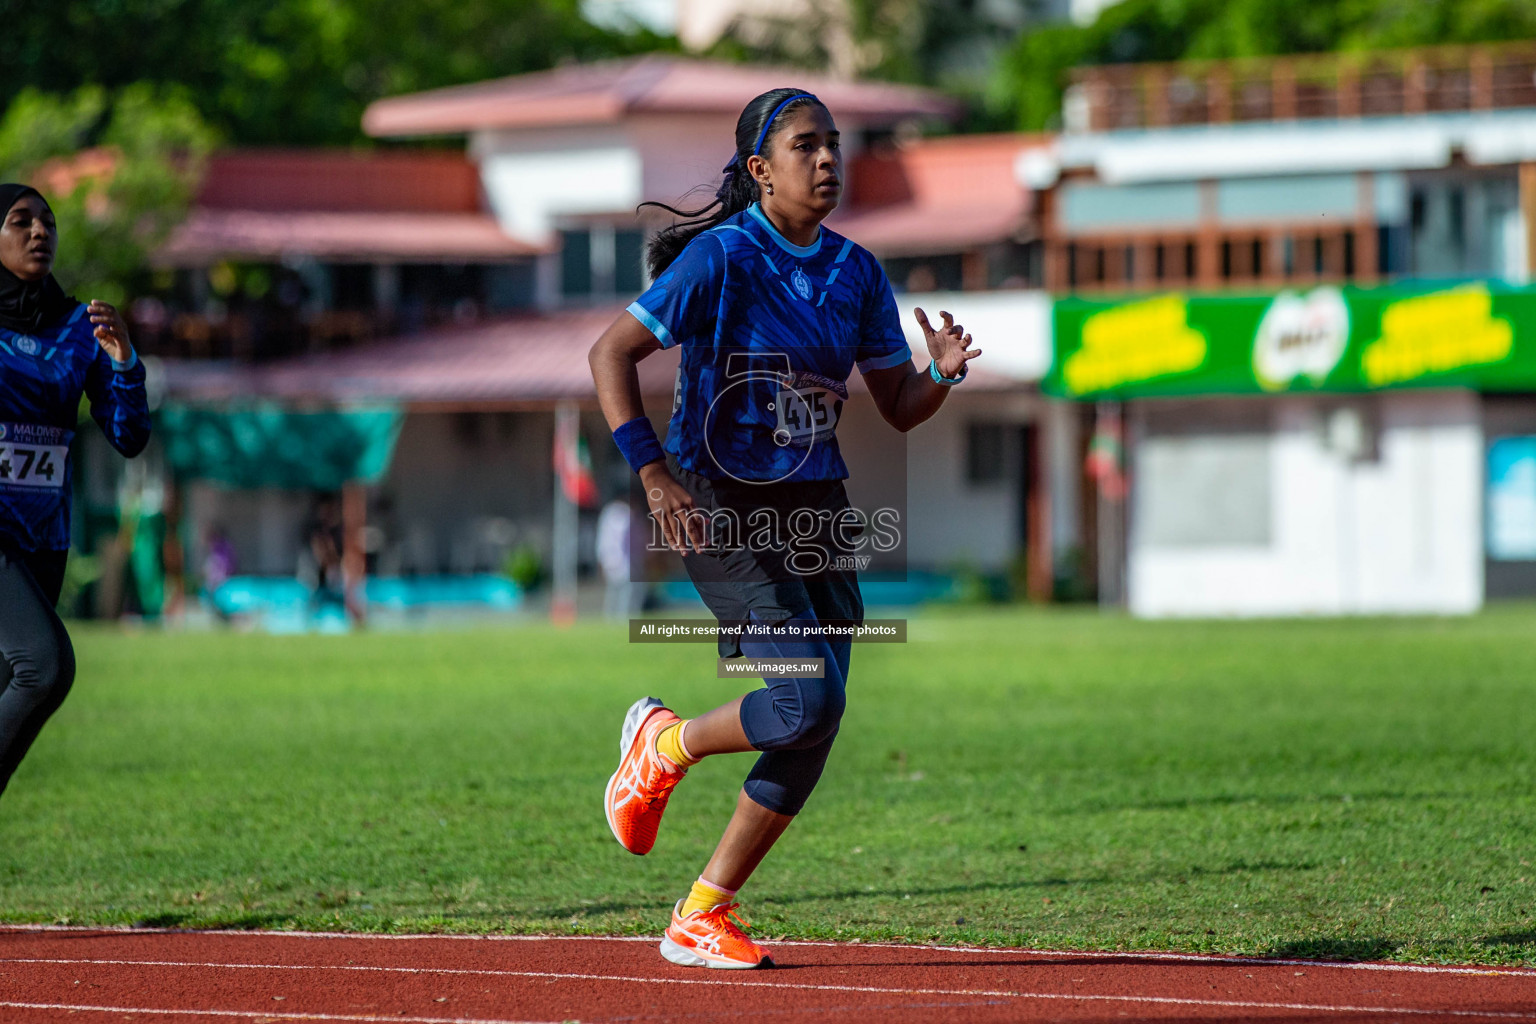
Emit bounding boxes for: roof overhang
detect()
[161,293,1047,408]
[364,56,959,138]
[829,201,1029,257]
[1019,108,1536,188]
[159,209,544,265]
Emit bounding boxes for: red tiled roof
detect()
[363,56,959,137]
[196,150,482,213]
[162,308,658,405]
[159,209,541,264]
[830,134,1040,256]
[160,306,1017,406]
[832,202,1026,257]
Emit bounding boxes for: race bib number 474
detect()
[0,423,70,490]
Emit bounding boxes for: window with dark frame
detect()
[966,423,1009,485]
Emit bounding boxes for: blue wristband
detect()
[613,416,666,473]
[930,358,966,386]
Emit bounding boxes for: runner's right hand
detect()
[639,463,708,555]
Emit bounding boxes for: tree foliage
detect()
[1,0,670,146]
[0,86,217,305]
[995,0,1536,131]
[703,0,1041,131]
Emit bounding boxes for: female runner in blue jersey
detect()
[590,89,980,969]
[0,183,151,799]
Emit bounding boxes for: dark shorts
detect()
[669,456,864,658]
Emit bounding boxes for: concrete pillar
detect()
[1520,163,1536,284]
[551,400,580,625]
[342,481,367,627]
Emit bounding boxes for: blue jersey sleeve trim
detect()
[746,203,823,258]
[857,347,914,374]
[110,350,139,372]
[626,300,675,348]
[713,224,764,249]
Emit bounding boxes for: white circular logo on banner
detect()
[1253,288,1349,391]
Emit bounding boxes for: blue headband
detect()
[751,93,819,156]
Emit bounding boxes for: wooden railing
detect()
[1047,225,1374,293]
[131,307,465,362]
[1071,41,1536,132]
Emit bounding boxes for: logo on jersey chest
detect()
[790,267,813,301]
[14,336,39,356]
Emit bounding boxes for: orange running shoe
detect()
[660,899,773,969]
[604,696,686,855]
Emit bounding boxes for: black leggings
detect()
[0,546,74,799]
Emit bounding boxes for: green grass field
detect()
[2,605,1534,966]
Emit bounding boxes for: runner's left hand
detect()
[913,308,981,379]
[89,300,135,365]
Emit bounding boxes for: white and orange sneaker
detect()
[659,899,773,969]
[604,696,686,855]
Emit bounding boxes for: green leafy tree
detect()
[995,0,1536,131]
[1,0,671,146]
[704,0,1045,131]
[0,85,217,306]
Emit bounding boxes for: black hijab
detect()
[0,183,75,335]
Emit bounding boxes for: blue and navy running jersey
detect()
[628,203,912,483]
[0,302,151,552]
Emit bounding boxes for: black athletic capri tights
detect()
[0,544,75,799]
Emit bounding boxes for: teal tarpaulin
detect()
[158,404,404,489]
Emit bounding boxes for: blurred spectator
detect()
[202,525,236,621]
[300,494,346,616]
[597,497,641,619]
[203,525,236,593]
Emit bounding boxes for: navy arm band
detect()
[613,416,666,473]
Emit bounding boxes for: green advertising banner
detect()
[1045,283,1536,399]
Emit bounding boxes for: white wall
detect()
[1128,391,1483,617]
[473,111,894,247]
[629,114,748,213]
[628,113,883,209]
[186,486,313,578]
[895,289,1053,382]
[473,126,644,243]
[900,390,1045,572]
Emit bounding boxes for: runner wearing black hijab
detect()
[0,183,151,799]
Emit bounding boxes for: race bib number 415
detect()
[0,423,70,490]
[772,373,848,447]
[774,387,841,444]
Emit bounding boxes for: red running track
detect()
[2,925,1535,1023]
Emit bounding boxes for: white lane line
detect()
[0,1004,554,1024]
[2,924,1533,979]
[6,957,1536,1019]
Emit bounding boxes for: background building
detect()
[135,58,1060,623]
[1033,42,1536,616]
[93,40,1536,623]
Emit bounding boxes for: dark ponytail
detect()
[640,88,824,280]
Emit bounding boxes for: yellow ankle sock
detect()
[655,720,699,769]
[680,876,737,918]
